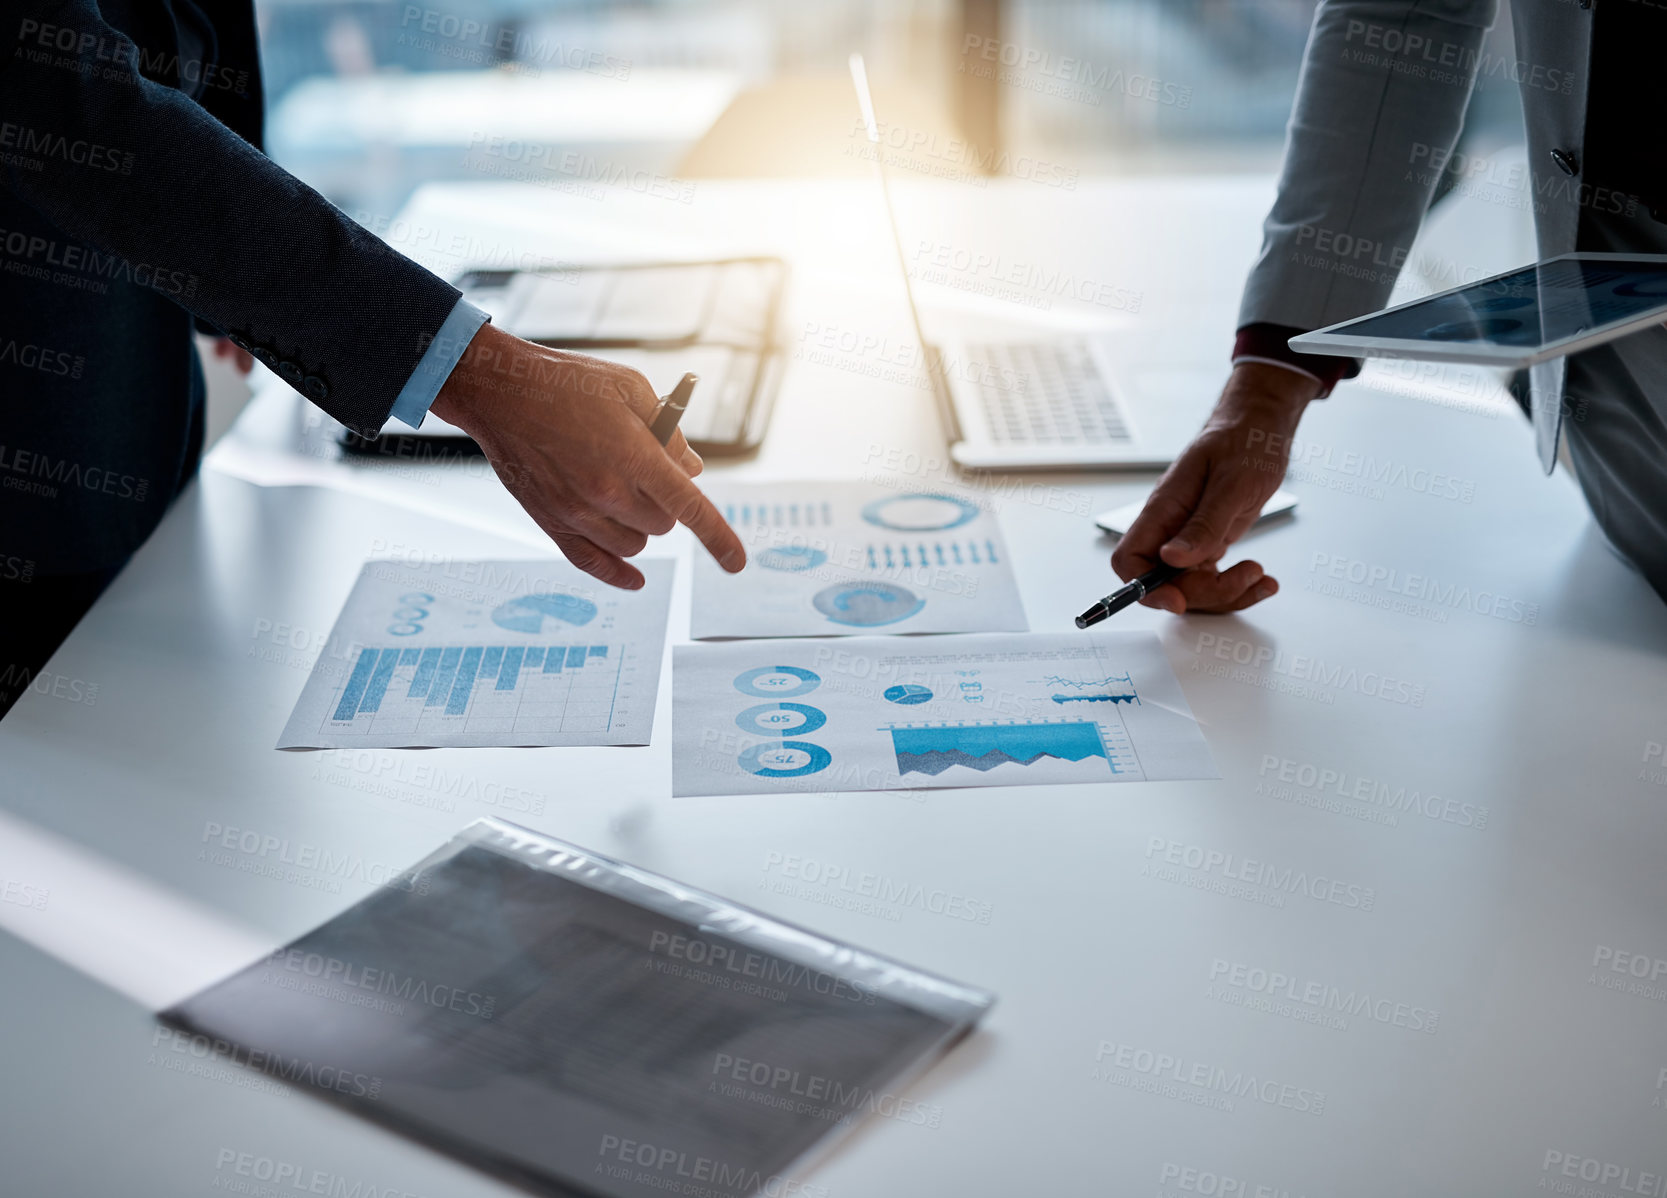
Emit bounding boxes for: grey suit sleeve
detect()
[1239,0,1500,331]
[2,1,463,436]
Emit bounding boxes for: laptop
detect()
[849,54,1213,471]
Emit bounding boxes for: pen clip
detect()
[662,372,699,411]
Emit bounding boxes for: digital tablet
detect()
[1289,253,1667,367]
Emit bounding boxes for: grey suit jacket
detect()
[1241,0,1667,596]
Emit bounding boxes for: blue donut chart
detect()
[734,666,822,697]
[736,702,827,737]
[757,546,828,572]
[861,491,981,532]
[813,582,925,627]
[740,741,832,779]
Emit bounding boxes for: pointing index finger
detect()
[637,456,746,572]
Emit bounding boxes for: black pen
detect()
[1075,563,1184,628]
[650,373,699,445]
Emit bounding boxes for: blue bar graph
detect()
[332,648,379,721]
[424,647,463,708]
[358,648,401,714]
[730,500,835,528]
[334,643,618,725]
[447,647,484,716]
[407,648,442,699]
[866,538,1002,569]
[497,646,525,690]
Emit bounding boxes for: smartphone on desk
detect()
[1095,489,1298,537]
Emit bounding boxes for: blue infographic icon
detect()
[757,545,828,572]
[861,492,981,532]
[740,741,832,779]
[734,666,822,697]
[813,582,925,627]
[883,684,934,705]
[491,593,598,633]
[736,702,827,737]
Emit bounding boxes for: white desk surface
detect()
[5,177,1667,1198]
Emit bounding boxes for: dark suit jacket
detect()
[0,0,461,574]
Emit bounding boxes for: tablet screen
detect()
[1330,258,1667,348]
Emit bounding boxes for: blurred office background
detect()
[252,0,1529,218]
[191,0,1531,441]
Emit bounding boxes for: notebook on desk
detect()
[343,257,789,459]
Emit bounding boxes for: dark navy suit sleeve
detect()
[2,1,464,436]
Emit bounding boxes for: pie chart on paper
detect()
[884,684,934,705]
[491,593,599,633]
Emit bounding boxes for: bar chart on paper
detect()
[327,643,626,739]
[278,559,674,749]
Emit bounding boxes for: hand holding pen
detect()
[1076,563,1185,628]
[651,373,699,445]
[431,333,741,591]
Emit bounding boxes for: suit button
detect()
[251,346,277,369]
[303,375,329,401]
[277,361,303,387]
[1551,148,1580,176]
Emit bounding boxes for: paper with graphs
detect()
[278,558,672,749]
[690,482,1028,638]
[672,631,1214,796]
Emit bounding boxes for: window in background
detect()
[1000,0,1525,175]
[254,0,896,213]
[250,0,1527,210]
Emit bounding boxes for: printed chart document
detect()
[673,631,1215,796]
[164,820,993,1198]
[278,559,673,749]
[691,482,1028,639]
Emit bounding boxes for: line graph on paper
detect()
[1031,671,1141,707]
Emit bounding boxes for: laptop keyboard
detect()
[966,340,1132,445]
